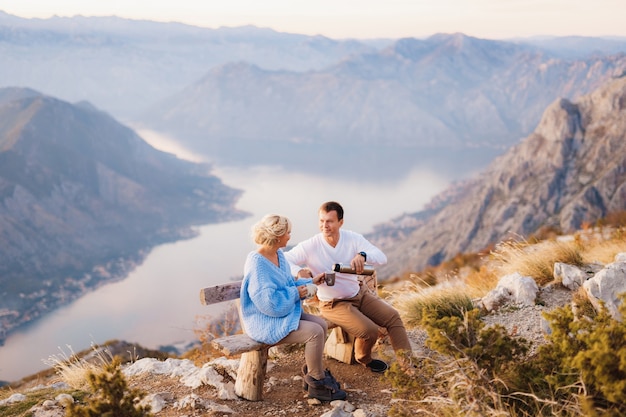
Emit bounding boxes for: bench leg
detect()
[235,348,269,401]
[324,327,356,364]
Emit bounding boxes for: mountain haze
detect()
[2,12,626,178]
[0,11,381,119]
[138,33,626,168]
[374,75,626,278]
[0,88,246,342]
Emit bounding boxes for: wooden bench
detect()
[199,281,268,401]
[199,280,356,401]
[199,275,378,400]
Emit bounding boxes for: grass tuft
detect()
[388,281,475,328]
[43,344,113,391]
[490,238,583,286]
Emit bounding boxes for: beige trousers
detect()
[277,312,328,379]
[318,283,412,365]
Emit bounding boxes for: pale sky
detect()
[1,0,625,40]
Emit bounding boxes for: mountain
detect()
[3,12,626,179]
[137,33,626,172]
[0,11,383,119]
[0,88,247,342]
[372,75,626,279]
[515,35,626,59]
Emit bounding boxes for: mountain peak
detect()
[377,76,626,277]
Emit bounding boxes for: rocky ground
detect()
[1,284,574,417]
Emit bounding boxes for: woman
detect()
[240,214,346,402]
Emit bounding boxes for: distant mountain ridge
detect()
[138,32,626,172]
[2,12,626,179]
[373,75,626,279]
[0,88,247,342]
[0,11,383,119]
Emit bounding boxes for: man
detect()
[284,201,414,373]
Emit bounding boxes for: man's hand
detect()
[351,253,366,274]
[312,273,325,285]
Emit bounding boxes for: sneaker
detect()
[302,365,341,391]
[304,373,347,402]
[365,359,388,373]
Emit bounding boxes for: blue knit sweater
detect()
[240,249,312,345]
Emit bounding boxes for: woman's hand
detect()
[297,285,308,299]
[297,284,317,299]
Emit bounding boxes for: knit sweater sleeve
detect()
[247,258,299,318]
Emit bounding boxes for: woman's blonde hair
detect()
[252,214,291,246]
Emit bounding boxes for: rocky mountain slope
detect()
[0,88,247,342]
[375,74,626,279]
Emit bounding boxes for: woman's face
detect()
[277,228,291,248]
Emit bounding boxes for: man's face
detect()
[318,210,343,238]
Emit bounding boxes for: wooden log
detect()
[234,348,269,401]
[324,326,356,364]
[199,281,242,305]
[211,334,267,356]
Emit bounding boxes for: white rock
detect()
[55,393,74,406]
[583,261,626,319]
[0,393,27,405]
[141,393,168,413]
[122,357,237,399]
[554,262,588,290]
[42,400,56,409]
[499,272,539,305]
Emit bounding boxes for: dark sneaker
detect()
[304,373,347,402]
[366,359,388,373]
[302,365,341,391]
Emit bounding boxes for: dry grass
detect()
[388,281,474,328]
[580,234,626,264]
[490,238,584,286]
[462,265,500,298]
[183,302,242,363]
[42,344,112,391]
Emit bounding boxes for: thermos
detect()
[333,263,375,275]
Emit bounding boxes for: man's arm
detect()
[354,233,387,266]
[283,243,311,277]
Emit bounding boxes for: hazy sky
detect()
[1,0,625,40]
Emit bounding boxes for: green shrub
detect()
[388,307,531,416]
[421,308,528,377]
[531,294,626,415]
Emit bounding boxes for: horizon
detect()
[1,0,626,40]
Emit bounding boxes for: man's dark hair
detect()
[320,201,344,220]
